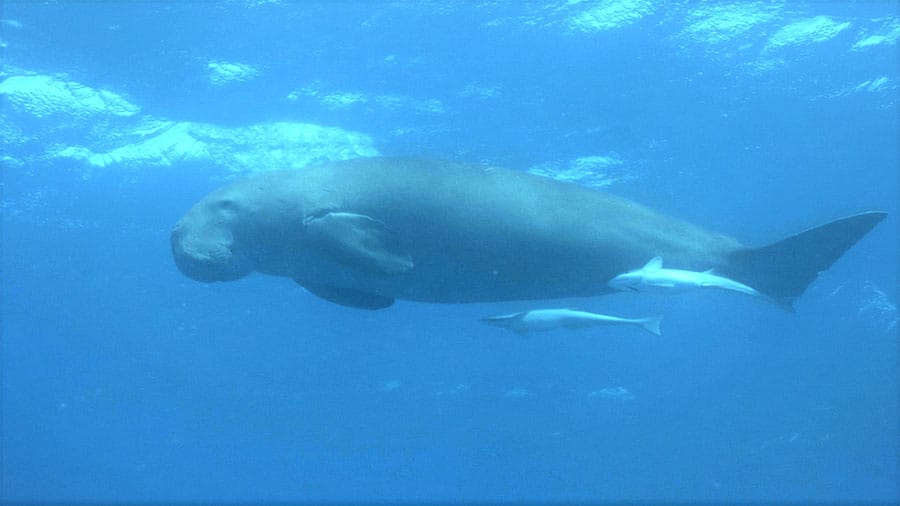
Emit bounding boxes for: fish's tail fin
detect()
[722,211,886,311]
[637,315,663,336]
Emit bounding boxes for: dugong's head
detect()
[171,187,255,283]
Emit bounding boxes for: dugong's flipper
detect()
[304,212,414,275]
[300,282,395,310]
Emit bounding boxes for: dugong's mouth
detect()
[170,225,252,282]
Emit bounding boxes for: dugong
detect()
[171,157,885,310]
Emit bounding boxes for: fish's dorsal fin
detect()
[643,256,663,271]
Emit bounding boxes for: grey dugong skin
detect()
[171,158,739,303]
[171,157,884,308]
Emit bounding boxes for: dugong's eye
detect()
[218,199,238,211]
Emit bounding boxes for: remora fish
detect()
[481,309,662,336]
[609,256,761,297]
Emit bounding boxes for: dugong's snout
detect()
[170,221,252,282]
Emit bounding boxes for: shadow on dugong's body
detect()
[171,157,886,310]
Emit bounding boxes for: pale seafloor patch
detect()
[0,71,379,176]
[854,282,899,335]
[286,81,446,115]
[458,82,502,100]
[206,61,260,87]
[566,0,656,33]
[527,154,631,189]
[0,74,141,118]
[820,281,899,336]
[852,18,900,51]
[588,386,635,401]
[503,388,530,399]
[0,19,22,47]
[481,0,658,34]
[809,75,898,104]
[679,2,781,45]
[1,18,24,29]
[763,15,852,51]
[852,76,893,93]
[52,119,378,174]
[372,380,638,406]
[739,15,853,74]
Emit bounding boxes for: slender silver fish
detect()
[608,256,761,297]
[481,308,662,336]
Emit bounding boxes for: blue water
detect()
[1,1,898,502]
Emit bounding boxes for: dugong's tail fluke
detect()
[723,211,887,310]
[636,315,663,336]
